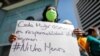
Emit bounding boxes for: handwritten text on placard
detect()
[9,20,80,56]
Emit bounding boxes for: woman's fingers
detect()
[9,34,17,43]
[73,28,83,37]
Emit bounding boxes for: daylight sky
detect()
[58,0,78,27]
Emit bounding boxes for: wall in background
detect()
[0,0,55,45]
[0,10,6,27]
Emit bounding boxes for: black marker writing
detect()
[18,21,33,27]
[20,41,29,51]
[36,23,50,30]
[30,44,42,52]
[12,41,42,52]
[12,42,65,54]
[12,42,21,52]
[25,30,72,37]
[17,37,37,42]
[44,43,65,54]
[16,30,23,34]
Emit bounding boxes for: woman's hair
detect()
[42,5,60,22]
[26,16,34,20]
[87,28,95,35]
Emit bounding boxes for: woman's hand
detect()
[73,28,84,37]
[9,34,16,43]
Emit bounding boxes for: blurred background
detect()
[0,0,100,56]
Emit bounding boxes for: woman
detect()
[42,5,60,22]
[9,5,59,43]
[9,5,84,44]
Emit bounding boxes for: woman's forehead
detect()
[48,7,55,9]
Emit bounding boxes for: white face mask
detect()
[96,29,100,35]
[95,28,100,39]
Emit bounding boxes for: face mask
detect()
[95,28,100,36]
[95,29,100,39]
[46,9,57,22]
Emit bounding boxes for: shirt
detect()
[87,35,100,56]
[78,37,87,50]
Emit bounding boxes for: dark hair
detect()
[42,5,60,22]
[26,16,34,20]
[83,33,88,37]
[98,27,100,31]
[87,28,95,35]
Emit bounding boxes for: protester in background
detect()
[86,27,100,56]
[63,20,89,56]
[76,30,89,56]
[25,16,35,20]
[63,20,72,25]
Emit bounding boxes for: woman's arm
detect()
[85,42,90,54]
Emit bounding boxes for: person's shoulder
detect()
[79,37,87,42]
[87,35,94,42]
[87,35,93,38]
